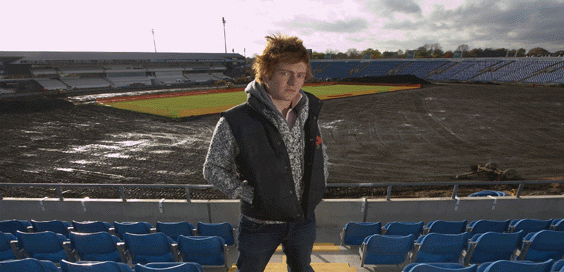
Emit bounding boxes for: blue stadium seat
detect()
[403,263,469,272]
[552,259,564,272]
[123,232,178,264]
[69,231,127,263]
[509,219,552,236]
[406,263,478,272]
[16,230,74,263]
[156,222,195,241]
[463,231,522,265]
[479,259,553,272]
[424,220,468,234]
[114,222,154,240]
[0,258,60,272]
[359,234,414,267]
[383,221,424,239]
[518,230,564,262]
[134,262,204,272]
[176,235,227,268]
[196,222,235,246]
[0,232,20,260]
[72,221,114,234]
[340,221,382,246]
[467,219,510,235]
[31,219,72,237]
[412,232,469,263]
[0,220,32,235]
[468,190,507,197]
[60,259,133,272]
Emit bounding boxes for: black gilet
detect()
[222,92,325,222]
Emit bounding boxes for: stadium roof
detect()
[0,51,245,64]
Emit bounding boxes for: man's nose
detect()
[288,74,296,85]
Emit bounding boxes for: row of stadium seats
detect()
[310,59,564,83]
[0,220,233,268]
[402,259,564,272]
[0,258,204,272]
[342,219,564,269]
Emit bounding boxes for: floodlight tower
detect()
[222,17,227,53]
[152,29,157,53]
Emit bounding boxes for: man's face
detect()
[264,62,307,102]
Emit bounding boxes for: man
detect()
[203,33,328,272]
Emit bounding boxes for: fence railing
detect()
[0,180,563,202]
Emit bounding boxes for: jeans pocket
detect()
[239,216,266,233]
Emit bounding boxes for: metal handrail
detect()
[0,180,562,202]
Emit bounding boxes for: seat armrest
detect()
[26,226,33,232]
[108,227,116,235]
[422,226,430,235]
[463,241,477,266]
[62,241,75,262]
[411,243,422,262]
[150,227,157,233]
[9,240,21,259]
[170,243,180,262]
[517,240,532,260]
[116,242,128,263]
[339,228,345,246]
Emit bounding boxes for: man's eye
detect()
[297,74,305,78]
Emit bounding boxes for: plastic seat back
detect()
[522,230,564,262]
[404,263,468,272]
[511,219,552,236]
[114,222,152,240]
[72,221,112,233]
[468,219,510,235]
[16,230,72,263]
[426,220,468,234]
[465,231,522,265]
[60,259,133,272]
[69,231,125,263]
[468,190,506,197]
[196,222,235,246]
[384,221,423,238]
[156,222,194,241]
[0,220,31,235]
[341,221,381,246]
[123,232,175,264]
[360,234,414,266]
[177,235,226,266]
[482,259,553,272]
[409,263,478,272]
[414,232,469,263]
[134,262,204,272]
[0,258,60,272]
[31,220,71,237]
[0,232,18,261]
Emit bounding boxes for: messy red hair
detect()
[253,33,312,83]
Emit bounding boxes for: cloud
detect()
[382,0,422,13]
[287,16,369,33]
[365,0,422,14]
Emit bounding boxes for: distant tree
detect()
[468,48,483,57]
[346,48,361,59]
[442,51,454,58]
[311,52,325,59]
[517,48,527,57]
[527,47,550,57]
[456,44,470,52]
[382,51,397,58]
[396,49,404,57]
[362,48,381,59]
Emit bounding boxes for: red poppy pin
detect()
[315,135,323,148]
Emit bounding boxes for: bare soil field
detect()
[1,83,563,199]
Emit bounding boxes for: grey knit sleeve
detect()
[203,117,254,203]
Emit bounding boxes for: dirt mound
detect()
[340,74,432,85]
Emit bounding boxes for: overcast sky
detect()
[1,0,563,57]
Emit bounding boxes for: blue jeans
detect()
[236,214,316,272]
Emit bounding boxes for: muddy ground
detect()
[1,83,563,200]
